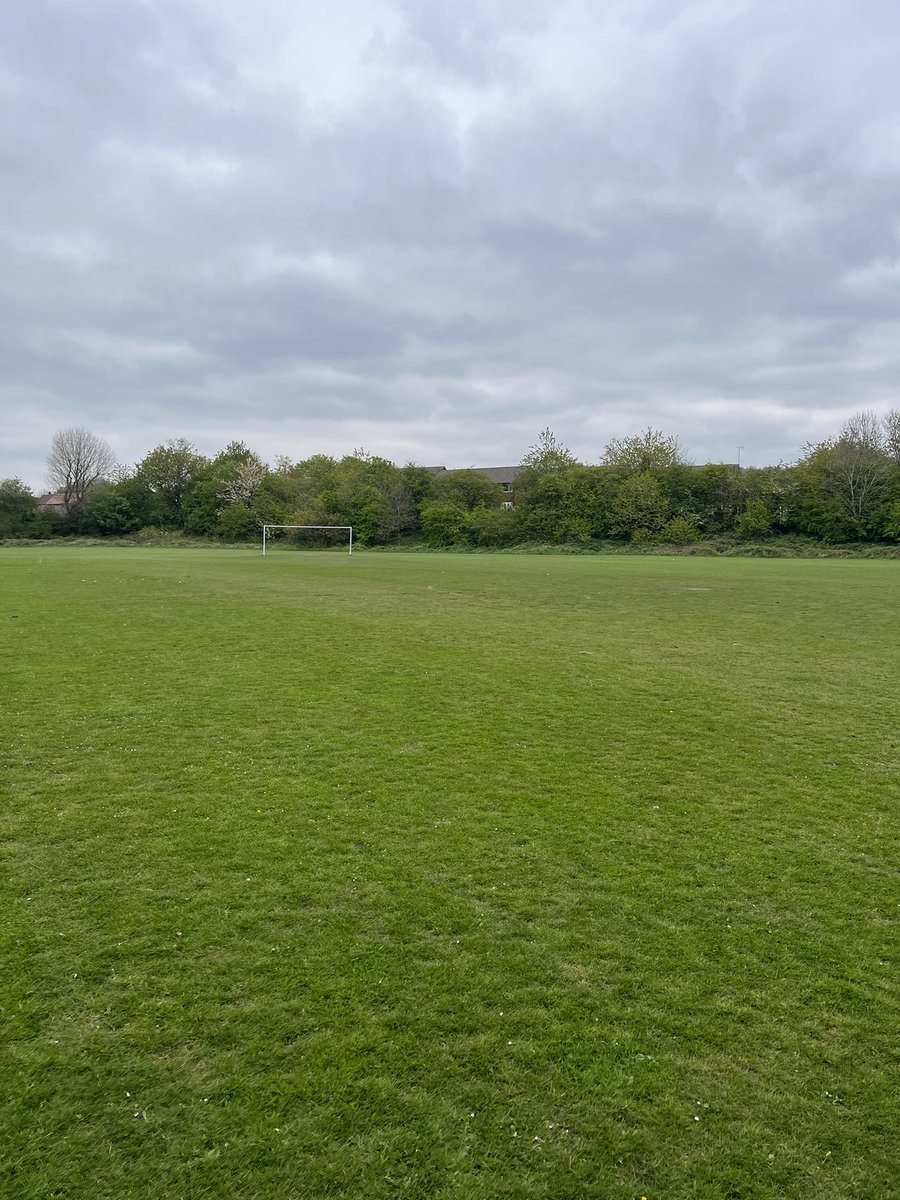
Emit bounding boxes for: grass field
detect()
[1,547,897,1199]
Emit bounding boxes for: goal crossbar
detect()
[262,524,353,555]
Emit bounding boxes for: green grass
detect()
[1,547,897,1199]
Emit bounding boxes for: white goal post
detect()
[262,524,353,555]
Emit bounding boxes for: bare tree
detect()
[841,409,884,451]
[47,427,116,510]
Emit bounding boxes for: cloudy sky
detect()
[3,0,900,488]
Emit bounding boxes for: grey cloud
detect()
[3,0,900,489]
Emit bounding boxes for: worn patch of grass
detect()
[1,547,898,1199]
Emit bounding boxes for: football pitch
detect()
[1,546,897,1199]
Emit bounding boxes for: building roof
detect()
[423,464,521,483]
[474,466,521,484]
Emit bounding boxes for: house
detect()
[474,467,520,508]
[424,465,521,508]
[36,493,69,517]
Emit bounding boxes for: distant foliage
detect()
[614,472,670,537]
[434,468,499,512]
[883,500,900,542]
[795,411,896,540]
[661,515,701,545]
[0,478,39,537]
[520,428,577,474]
[734,500,773,540]
[420,501,469,547]
[467,506,520,547]
[21,414,900,547]
[602,427,686,472]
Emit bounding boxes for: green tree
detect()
[420,500,469,547]
[400,464,438,506]
[30,506,63,539]
[321,455,395,543]
[82,483,142,535]
[467,506,519,547]
[349,454,420,540]
[434,469,500,512]
[740,466,798,533]
[216,505,261,541]
[135,439,207,528]
[796,412,891,540]
[613,472,671,538]
[664,463,741,534]
[0,478,38,537]
[512,465,618,544]
[602,428,686,472]
[248,474,296,528]
[182,478,223,535]
[661,515,700,545]
[285,455,338,507]
[734,500,773,540]
[883,499,900,541]
[514,430,581,537]
[520,428,577,475]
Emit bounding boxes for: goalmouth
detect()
[262,525,353,555]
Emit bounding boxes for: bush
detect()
[882,499,900,542]
[0,478,39,537]
[467,506,520,547]
[660,516,700,545]
[216,506,260,541]
[734,500,773,540]
[84,488,141,535]
[420,501,469,548]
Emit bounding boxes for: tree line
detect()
[2,414,900,547]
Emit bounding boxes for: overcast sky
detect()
[3,0,900,489]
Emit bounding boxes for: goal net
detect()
[262,525,353,555]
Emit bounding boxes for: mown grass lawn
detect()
[1,547,897,1199]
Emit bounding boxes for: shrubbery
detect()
[7,413,900,550]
